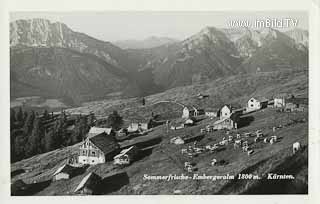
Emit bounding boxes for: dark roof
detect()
[230,113,241,122]
[89,132,119,155]
[286,98,308,105]
[53,164,77,176]
[74,172,101,192]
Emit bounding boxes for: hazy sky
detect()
[10,11,308,42]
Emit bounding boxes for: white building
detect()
[205,111,217,118]
[274,98,285,108]
[220,105,232,120]
[127,122,149,133]
[246,97,268,112]
[78,132,119,165]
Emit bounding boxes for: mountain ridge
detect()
[10,18,309,105]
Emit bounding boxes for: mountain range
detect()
[114,36,178,49]
[10,18,308,105]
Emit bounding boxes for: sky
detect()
[10,11,308,42]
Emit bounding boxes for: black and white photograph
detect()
[7,10,311,196]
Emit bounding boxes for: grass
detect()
[10,70,308,195]
[11,106,308,195]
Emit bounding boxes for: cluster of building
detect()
[180,95,307,131]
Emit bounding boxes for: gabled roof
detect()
[53,164,76,176]
[221,104,232,110]
[87,127,112,138]
[88,132,119,155]
[74,172,101,192]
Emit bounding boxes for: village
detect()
[11,93,308,195]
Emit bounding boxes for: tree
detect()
[26,118,43,157]
[10,108,16,125]
[23,111,35,135]
[71,116,89,144]
[16,107,23,122]
[44,130,54,152]
[13,134,27,162]
[23,111,28,123]
[43,109,49,120]
[142,97,146,106]
[87,113,96,127]
[106,111,123,130]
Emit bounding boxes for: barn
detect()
[74,172,102,195]
[52,164,77,181]
[78,132,120,165]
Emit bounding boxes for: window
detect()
[82,150,86,155]
[251,104,254,107]
[92,151,96,156]
[251,99,254,102]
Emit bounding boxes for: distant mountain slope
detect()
[284,28,308,48]
[140,27,244,89]
[10,46,140,105]
[238,28,308,72]
[10,18,309,104]
[137,27,308,89]
[10,18,142,72]
[114,36,178,49]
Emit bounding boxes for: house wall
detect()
[128,123,139,132]
[182,107,190,119]
[140,123,149,131]
[220,106,231,120]
[247,98,261,111]
[205,112,216,117]
[214,119,236,130]
[78,140,106,165]
[128,123,149,132]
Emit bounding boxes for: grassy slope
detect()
[65,70,307,120]
[11,70,308,195]
[11,107,308,195]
